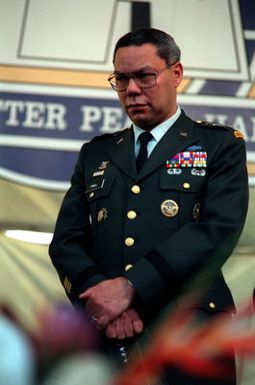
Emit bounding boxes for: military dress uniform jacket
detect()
[49,110,248,319]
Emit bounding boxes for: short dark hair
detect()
[113,28,181,65]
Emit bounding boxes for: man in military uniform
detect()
[49,28,248,384]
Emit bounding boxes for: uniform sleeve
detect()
[124,132,248,310]
[49,144,106,304]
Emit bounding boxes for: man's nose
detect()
[126,77,142,94]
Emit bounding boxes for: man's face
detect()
[113,43,183,130]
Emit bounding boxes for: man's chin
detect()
[130,114,151,128]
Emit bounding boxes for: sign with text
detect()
[0,0,254,189]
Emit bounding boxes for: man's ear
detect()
[172,62,183,87]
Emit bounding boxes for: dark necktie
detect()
[136,131,153,172]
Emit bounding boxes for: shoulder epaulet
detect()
[195,120,244,140]
[90,127,131,143]
[91,132,117,143]
[195,120,232,131]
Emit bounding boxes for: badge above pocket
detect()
[160,170,206,194]
[85,162,116,201]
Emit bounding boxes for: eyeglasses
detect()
[108,65,176,92]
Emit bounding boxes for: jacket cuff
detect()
[64,266,106,302]
[123,250,178,309]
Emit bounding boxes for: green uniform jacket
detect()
[49,110,248,320]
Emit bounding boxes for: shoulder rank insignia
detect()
[234,130,244,140]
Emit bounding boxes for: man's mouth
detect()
[127,103,147,110]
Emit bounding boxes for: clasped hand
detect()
[79,277,144,339]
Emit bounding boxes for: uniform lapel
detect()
[137,111,199,180]
[107,112,199,180]
[107,127,137,180]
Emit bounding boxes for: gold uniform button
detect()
[131,185,141,194]
[89,192,95,198]
[125,237,135,247]
[125,264,133,271]
[127,210,137,219]
[183,182,190,189]
[209,302,216,309]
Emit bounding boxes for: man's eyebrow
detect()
[114,66,155,74]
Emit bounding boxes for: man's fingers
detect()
[133,319,144,334]
[122,312,135,338]
[115,317,126,339]
[123,308,144,335]
[106,319,126,339]
[79,289,91,299]
[106,323,117,339]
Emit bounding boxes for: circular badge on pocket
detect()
[160,200,179,217]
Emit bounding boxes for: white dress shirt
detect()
[133,106,181,157]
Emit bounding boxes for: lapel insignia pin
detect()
[99,161,109,170]
[93,170,105,177]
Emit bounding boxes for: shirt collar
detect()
[133,106,181,144]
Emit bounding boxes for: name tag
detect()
[85,179,105,193]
